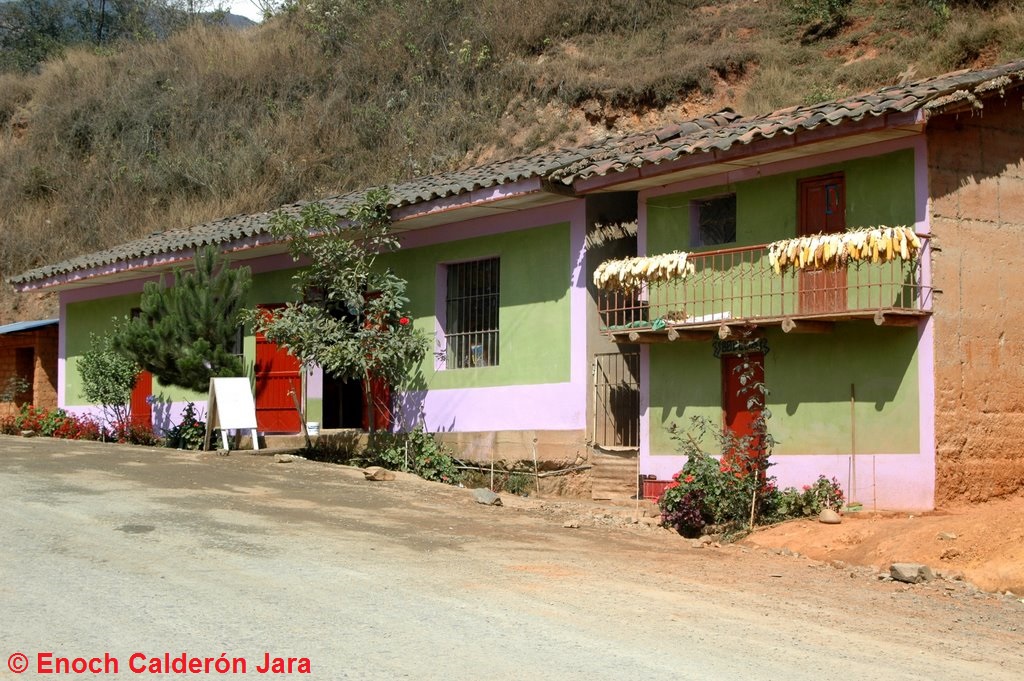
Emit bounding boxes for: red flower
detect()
[684,475,695,484]
[399,316,410,326]
[802,485,811,491]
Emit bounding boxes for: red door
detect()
[130,370,152,428]
[798,173,847,314]
[359,291,392,432]
[722,352,765,473]
[254,305,302,433]
[361,377,392,432]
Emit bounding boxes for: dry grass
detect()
[2,0,1024,324]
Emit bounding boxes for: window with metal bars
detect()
[445,258,499,369]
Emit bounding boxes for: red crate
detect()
[641,478,674,501]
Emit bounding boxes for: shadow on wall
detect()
[653,324,917,423]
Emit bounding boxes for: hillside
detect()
[2,0,1024,322]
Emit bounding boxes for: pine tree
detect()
[113,245,252,393]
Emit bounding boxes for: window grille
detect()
[692,194,737,247]
[445,258,499,369]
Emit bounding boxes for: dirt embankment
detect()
[742,493,1024,594]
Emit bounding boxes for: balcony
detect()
[598,235,932,342]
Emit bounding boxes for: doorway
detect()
[14,347,34,405]
[321,376,364,430]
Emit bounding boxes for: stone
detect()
[937,532,958,541]
[471,488,502,506]
[940,547,961,560]
[364,466,396,482]
[19,430,35,438]
[890,563,935,584]
[818,508,842,524]
[275,455,293,464]
[562,520,579,529]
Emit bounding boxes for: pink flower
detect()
[802,485,811,491]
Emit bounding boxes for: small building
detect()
[0,319,58,419]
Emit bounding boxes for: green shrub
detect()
[365,426,461,484]
[763,475,845,521]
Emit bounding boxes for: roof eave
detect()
[569,110,925,195]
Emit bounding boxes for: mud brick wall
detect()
[928,91,1024,503]
[0,326,58,419]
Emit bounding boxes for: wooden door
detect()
[722,352,764,443]
[130,370,152,428]
[722,352,765,475]
[254,305,302,433]
[798,173,847,314]
[361,377,392,432]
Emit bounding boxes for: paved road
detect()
[1,436,1022,680]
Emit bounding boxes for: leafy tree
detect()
[0,0,79,70]
[244,189,429,434]
[113,245,252,393]
[77,332,139,431]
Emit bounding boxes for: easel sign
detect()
[203,377,259,451]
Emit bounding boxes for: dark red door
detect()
[722,352,764,474]
[798,173,847,314]
[130,370,152,428]
[254,305,302,433]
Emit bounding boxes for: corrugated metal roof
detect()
[0,319,58,335]
[10,59,1024,287]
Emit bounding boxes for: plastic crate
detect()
[641,478,674,501]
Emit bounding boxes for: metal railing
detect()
[599,238,932,332]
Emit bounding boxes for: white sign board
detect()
[204,377,259,451]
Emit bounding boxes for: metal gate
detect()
[592,352,640,448]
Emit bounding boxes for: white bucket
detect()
[306,422,320,436]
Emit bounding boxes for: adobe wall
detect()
[0,326,58,418]
[928,91,1024,503]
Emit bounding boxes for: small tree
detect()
[244,189,429,435]
[0,376,31,405]
[78,332,140,433]
[113,245,252,393]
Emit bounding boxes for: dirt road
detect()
[1,436,1021,680]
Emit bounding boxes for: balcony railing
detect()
[599,238,932,337]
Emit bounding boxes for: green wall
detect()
[64,267,306,409]
[378,222,571,390]
[649,324,919,456]
[646,149,916,254]
[64,292,205,405]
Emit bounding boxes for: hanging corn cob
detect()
[593,251,697,290]
[766,226,922,275]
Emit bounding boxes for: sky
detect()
[226,0,264,23]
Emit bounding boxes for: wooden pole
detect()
[850,383,857,506]
[532,437,541,496]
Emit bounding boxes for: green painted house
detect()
[12,60,1024,509]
